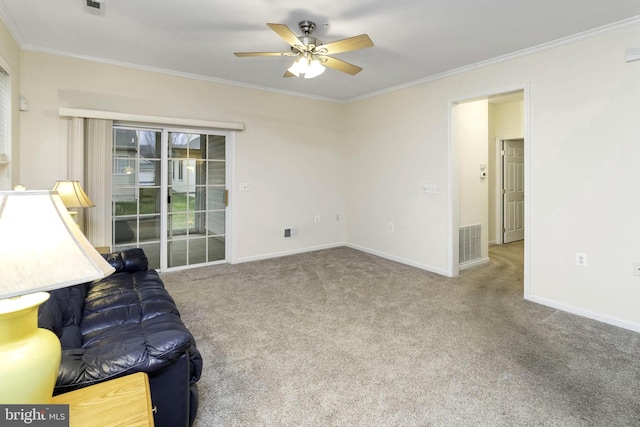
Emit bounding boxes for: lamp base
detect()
[0,292,61,403]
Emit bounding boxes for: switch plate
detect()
[633,263,640,277]
[239,183,250,191]
[576,253,587,267]
[422,184,437,194]
[314,215,320,223]
[388,222,394,231]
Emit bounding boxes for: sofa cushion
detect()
[38,283,88,341]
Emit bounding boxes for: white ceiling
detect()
[1,0,639,102]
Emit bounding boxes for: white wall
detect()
[18,51,347,262]
[0,17,21,190]
[344,87,452,274]
[345,21,640,331]
[455,99,489,263]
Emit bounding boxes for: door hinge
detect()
[501,150,505,156]
[223,189,229,207]
[502,189,506,194]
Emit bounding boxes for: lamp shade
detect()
[52,180,95,208]
[0,189,113,299]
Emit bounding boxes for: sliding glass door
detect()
[112,126,228,270]
[112,128,163,267]
[167,132,227,268]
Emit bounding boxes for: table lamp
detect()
[0,188,115,403]
[52,180,95,222]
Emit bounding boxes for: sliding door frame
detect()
[113,122,236,271]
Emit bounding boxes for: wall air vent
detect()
[459,224,481,265]
[84,0,105,17]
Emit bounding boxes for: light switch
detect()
[422,184,437,194]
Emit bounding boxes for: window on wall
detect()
[0,66,9,159]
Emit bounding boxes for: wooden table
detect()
[51,372,154,427]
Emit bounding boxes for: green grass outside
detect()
[114,192,195,230]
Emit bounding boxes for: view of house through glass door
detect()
[112,126,228,270]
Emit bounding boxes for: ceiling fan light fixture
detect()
[304,59,325,79]
[287,57,305,77]
[287,56,325,79]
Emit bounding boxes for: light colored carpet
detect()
[161,242,640,426]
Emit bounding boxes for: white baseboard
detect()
[526,295,640,334]
[232,242,346,264]
[345,243,450,276]
[235,242,449,276]
[459,257,490,271]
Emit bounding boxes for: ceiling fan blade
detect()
[267,23,304,49]
[316,34,373,55]
[322,56,363,75]
[234,51,295,57]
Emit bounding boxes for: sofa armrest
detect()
[102,248,148,273]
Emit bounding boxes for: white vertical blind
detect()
[67,117,86,229]
[0,67,9,156]
[84,118,113,247]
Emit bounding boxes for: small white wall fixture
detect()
[625,48,640,62]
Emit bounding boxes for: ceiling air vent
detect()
[84,0,105,17]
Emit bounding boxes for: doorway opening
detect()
[450,88,529,295]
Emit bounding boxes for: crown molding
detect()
[0,1,27,47]
[22,44,344,104]
[5,12,639,105]
[346,15,640,103]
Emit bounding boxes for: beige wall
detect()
[455,99,489,263]
[0,17,21,189]
[345,22,640,330]
[18,52,347,262]
[7,18,640,332]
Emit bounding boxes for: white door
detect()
[503,139,524,243]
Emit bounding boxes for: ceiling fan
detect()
[234,20,374,79]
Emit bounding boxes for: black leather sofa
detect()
[38,248,202,427]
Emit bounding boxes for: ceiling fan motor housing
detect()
[298,20,316,35]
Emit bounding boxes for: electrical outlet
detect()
[576,253,587,267]
[283,228,298,239]
[314,215,320,223]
